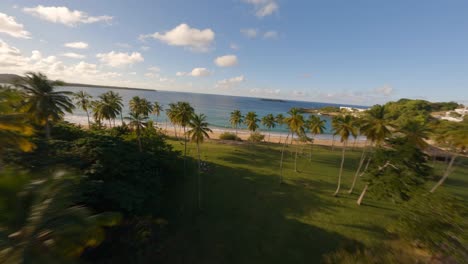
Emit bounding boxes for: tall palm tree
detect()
[331,116,340,151]
[284,108,305,172]
[175,102,195,175]
[73,91,92,127]
[93,92,121,128]
[166,103,179,138]
[230,110,243,135]
[125,112,148,152]
[333,115,357,196]
[355,105,393,201]
[261,114,276,142]
[15,72,74,139]
[306,115,326,160]
[186,113,213,209]
[244,111,260,134]
[152,101,164,123]
[105,91,124,125]
[276,113,285,143]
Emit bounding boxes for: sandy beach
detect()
[65,115,367,148]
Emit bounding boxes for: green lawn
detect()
[161,139,468,263]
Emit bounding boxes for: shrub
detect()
[248,132,265,142]
[219,132,241,141]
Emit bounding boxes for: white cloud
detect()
[214,55,238,67]
[250,87,281,95]
[96,51,144,67]
[129,72,137,75]
[141,46,150,51]
[243,0,279,17]
[115,42,131,48]
[64,42,88,49]
[140,23,215,52]
[240,28,257,38]
[263,30,278,39]
[177,67,211,77]
[374,84,393,96]
[216,75,245,89]
[230,43,239,50]
[148,66,160,72]
[145,72,156,78]
[0,13,31,38]
[23,5,112,27]
[61,52,85,59]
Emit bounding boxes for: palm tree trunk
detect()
[279,132,291,184]
[331,135,336,151]
[294,140,299,172]
[235,125,238,136]
[183,126,187,176]
[278,132,282,144]
[120,112,124,125]
[197,142,202,210]
[86,110,91,128]
[310,143,313,161]
[348,142,367,194]
[357,184,368,205]
[360,157,372,177]
[430,154,457,193]
[45,119,51,139]
[334,141,347,196]
[137,128,142,152]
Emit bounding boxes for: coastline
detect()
[64,115,367,147]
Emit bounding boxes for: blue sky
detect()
[0,0,467,105]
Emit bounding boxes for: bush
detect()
[219,132,241,141]
[248,132,265,142]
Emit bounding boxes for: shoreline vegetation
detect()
[1,72,467,263]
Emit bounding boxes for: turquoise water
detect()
[60,86,366,135]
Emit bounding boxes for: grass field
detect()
[161,138,468,263]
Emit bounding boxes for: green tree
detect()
[175,102,195,175]
[333,115,357,196]
[261,114,276,141]
[92,91,123,128]
[15,72,74,139]
[73,90,92,127]
[129,96,153,117]
[166,103,179,138]
[397,120,431,150]
[306,115,326,160]
[152,101,164,123]
[284,108,305,173]
[229,110,243,135]
[244,111,260,134]
[106,91,124,125]
[186,113,212,209]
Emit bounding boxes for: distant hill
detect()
[0,73,154,91]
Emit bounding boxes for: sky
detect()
[0,0,467,105]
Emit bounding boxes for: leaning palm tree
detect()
[186,113,213,210]
[175,102,195,175]
[355,105,394,203]
[331,116,340,151]
[306,115,326,160]
[244,111,260,134]
[261,114,276,142]
[73,91,92,127]
[166,103,179,138]
[276,113,285,143]
[398,120,431,150]
[333,115,357,196]
[284,108,305,172]
[125,112,148,152]
[230,110,243,135]
[15,72,74,139]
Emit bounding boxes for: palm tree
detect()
[125,112,148,152]
[333,115,357,196]
[130,96,153,118]
[152,101,164,123]
[430,122,468,193]
[230,110,243,135]
[276,113,285,143]
[175,102,195,175]
[92,93,121,128]
[355,105,393,202]
[244,111,260,134]
[73,91,92,127]
[306,115,326,160]
[186,113,213,209]
[398,120,431,150]
[106,91,124,125]
[15,72,74,139]
[166,103,179,138]
[331,116,340,151]
[284,108,305,172]
[261,114,276,142]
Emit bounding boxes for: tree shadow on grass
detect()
[160,163,362,264]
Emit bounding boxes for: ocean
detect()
[59,86,367,138]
